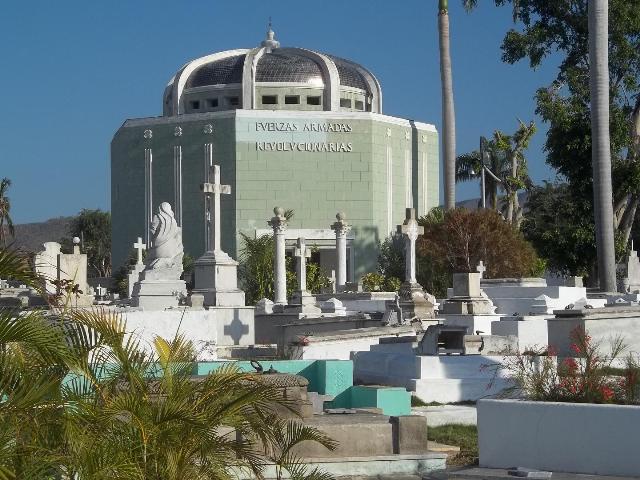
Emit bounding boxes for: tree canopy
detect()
[67,209,111,278]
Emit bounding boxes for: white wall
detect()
[478,399,640,476]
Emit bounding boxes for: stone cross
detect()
[268,207,288,304]
[331,212,351,292]
[294,237,312,292]
[201,164,231,253]
[476,260,487,279]
[397,208,423,285]
[133,237,146,265]
[95,284,107,298]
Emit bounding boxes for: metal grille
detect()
[256,48,323,84]
[326,54,370,93]
[186,55,246,88]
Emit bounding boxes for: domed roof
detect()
[256,48,324,85]
[186,54,246,88]
[163,28,382,115]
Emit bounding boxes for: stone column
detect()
[268,207,288,304]
[331,212,351,293]
[294,237,311,293]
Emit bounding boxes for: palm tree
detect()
[0,245,336,478]
[439,0,456,211]
[588,0,617,291]
[0,178,15,247]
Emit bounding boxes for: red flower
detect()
[600,386,614,401]
[570,343,581,354]
[562,358,578,372]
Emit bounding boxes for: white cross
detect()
[398,208,424,284]
[201,164,231,252]
[294,237,312,292]
[476,260,487,279]
[133,237,146,265]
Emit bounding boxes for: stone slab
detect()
[446,468,640,480]
[412,405,477,427]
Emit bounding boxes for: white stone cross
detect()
[133,237,146,265]
[397,208,424,285]
[294,237,312,292]
[476,260,487,279]
[201,164,231,252]
[95,284,107,298]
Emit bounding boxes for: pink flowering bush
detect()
[495,327,639,405]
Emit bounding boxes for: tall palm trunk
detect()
[589,0,617,292]
[439,0,456,210]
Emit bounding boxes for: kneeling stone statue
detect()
[131,202,187,309]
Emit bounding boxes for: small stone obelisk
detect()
[192,163,245,306]
[268,207,288,305]
[331,212,351,292]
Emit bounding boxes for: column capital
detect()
[331,211,351,236]
[268,207,288,233]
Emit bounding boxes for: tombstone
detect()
[565,276,583,288]
[95,284,107,300]
[131,202,187,310]
[396,208,435,321]
[476,261,487,279]
[256,298,274,315]
[320,297,346,315]
[192,164,246,307]
[188,293,205,310]
[617,246,640,293]
[290,237,321,314]
[417,324,467,355]
[127,237,147,298]
[34,240,93,307]
[441,273,496,315]
[34,242,62,294]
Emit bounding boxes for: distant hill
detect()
[10,217,74,253]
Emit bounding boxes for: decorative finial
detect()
[260,18,280,51]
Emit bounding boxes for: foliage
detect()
[491,0,640,267]
[417,208,540,297]
[362,273,385,292]
[522,182,628,281]
[496,327,639,405]
[305,259,332,295]
[239,234,330,305]
[67,209,112,278]
[0,245,337,479]
[427,424,478,466]
[378,234,405,281]
[0,178,15,247]
[456,120,536,225]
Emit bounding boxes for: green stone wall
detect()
[111,110,438,280]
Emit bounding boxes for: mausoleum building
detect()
[111,28,439,278]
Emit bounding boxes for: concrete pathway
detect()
[412,405,477,427]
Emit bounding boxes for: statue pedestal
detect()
[192,250,246,307]
[130,279,186,310]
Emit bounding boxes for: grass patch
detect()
[428,424,478,466]
[411,396,442,407]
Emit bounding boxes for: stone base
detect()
[127,264,144,298]
[193,250,245,307]
[289,290,322,314]
[441,297,495,315]
[399,282,436,320]
[130,279,186,310]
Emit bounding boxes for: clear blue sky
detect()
[0,0,560,224]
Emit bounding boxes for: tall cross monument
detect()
[395,208,435,321]
[397,208,423,285]
[202,164,231,253]
[192,162,245,307]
